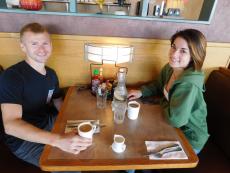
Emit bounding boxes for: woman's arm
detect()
[141,64,171,97]
[165,84,197,128]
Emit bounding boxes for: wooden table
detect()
[40,86,198,171]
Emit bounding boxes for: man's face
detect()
[20,31,52,64]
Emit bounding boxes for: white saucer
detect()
[111,143,126,153]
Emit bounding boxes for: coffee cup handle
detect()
[92,125,97,133]
[113,134,119,141]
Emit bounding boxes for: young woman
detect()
[128,29,209,154]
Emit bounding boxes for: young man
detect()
[0,23,92,168]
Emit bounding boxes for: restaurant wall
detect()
[0,0,229,42]
[0,33,229,87]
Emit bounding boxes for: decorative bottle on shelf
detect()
[91,69,100,95]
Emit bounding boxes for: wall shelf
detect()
[0,0,218,24]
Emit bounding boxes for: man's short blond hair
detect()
[20,23,49,40]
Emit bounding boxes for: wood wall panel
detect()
[0,33,229,87]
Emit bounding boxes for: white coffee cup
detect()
[127,101,140,120]
[78,122,96,139]
[112,134,126,153]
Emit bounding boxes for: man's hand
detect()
[53,131,93,154]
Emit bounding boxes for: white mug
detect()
[127,101,140,120]
[112,134,125,152]
[78,122,96,139]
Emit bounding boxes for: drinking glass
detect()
[96,88,107,109]
[112,100,127,124]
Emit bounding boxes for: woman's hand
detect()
[127,89,142,100]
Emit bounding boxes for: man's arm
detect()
[1,103,92,154]
[1,103,59,145]
[53,97,63,111]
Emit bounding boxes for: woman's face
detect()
[169,37,191,69]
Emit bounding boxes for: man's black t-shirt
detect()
[0,61,61,152]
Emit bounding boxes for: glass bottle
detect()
[113,67,128,102]
[112,67,128,124]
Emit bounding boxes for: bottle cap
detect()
[93,69,99,75]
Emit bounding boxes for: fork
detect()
[149,146,182,158]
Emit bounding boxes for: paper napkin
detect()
[145,141,188,160]
[65,120,100,133]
